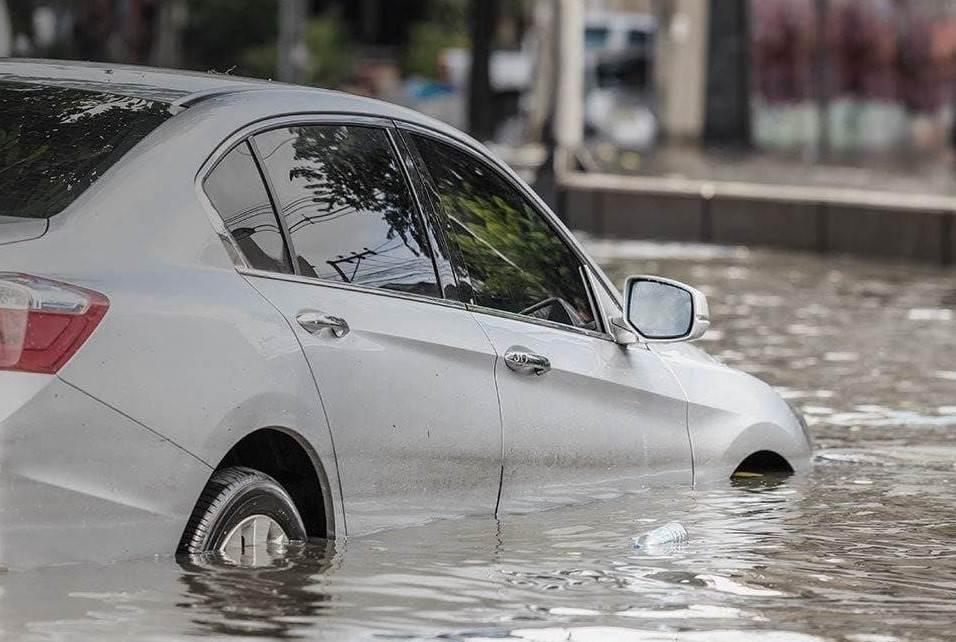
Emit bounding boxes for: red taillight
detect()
[0,274,109,374]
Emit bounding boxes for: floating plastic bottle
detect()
[631,522,687,551]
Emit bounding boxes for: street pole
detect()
[151,0,187,68]
[813,0,830,160]
[703,0,752,147]
[554,0,584,160]
[278,0,308,84]
[468,0,499,141]
[528,0,556,144]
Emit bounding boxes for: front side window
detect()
[411,134,596,331]
[254,125,439,297]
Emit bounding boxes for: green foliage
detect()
[403,21,467,79]
[417,137,592,323]
[303,11,353,88]
[237,11,352,86]
[184,0,278,74]
[6,0,36,34]
[403,0,468,79]
[238,43,276,80]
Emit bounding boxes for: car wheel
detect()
[179,466,307,562]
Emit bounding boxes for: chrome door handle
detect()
[504,346,551,376]
[296,312,350,338]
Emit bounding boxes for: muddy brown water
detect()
[2,242,954,641]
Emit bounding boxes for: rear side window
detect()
[0,81,170,219]
[204,142,292,274]
[254,124,439,297]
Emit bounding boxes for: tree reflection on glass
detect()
[255,125,439,296]
[412,135,594,329]
[0,82,170,219]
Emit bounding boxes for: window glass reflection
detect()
[412,134,595,330]
[255,125,439,297]
[204,141,292,274]
[0,81,170,220]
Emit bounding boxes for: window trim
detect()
[382,127,454,299]
[398,123,613,341]
[202,137,297,274]
[236,266,468,311]
[388,127,465,301]
[246,136,298,273]
[585,264,623,339]
[467,298,615,342]
[197,113,445,300]
[194,139,256,271]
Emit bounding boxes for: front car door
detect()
[405,130,693,513]
[204,119,503,535]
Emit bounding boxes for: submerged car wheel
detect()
[179,466,307,563]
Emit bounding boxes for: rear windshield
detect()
[0,81,171,220]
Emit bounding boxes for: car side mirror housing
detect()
[622,275,710,343]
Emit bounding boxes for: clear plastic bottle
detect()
[631,522,688,550]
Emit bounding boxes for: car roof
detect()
[0,58,473,144]
[0,58,281,102]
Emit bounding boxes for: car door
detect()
[405,129,693,513]
[220,119,503,535]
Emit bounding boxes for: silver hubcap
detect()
[218,515,289,566]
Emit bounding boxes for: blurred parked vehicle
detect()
[586,48,657,149]
[0,60,810,569]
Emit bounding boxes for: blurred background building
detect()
[3,0,956,263]
[6,0,956,160]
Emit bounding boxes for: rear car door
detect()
[406,130,693,513]
[206,119,503,535]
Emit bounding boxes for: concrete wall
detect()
[561,186,956,266]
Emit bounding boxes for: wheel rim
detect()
[218,514,290,565]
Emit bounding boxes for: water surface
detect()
[2,243,954,641]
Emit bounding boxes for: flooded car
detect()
[0,60,810,570]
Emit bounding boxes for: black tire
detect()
[178,466,307,555]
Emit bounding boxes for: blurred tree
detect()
[242,10,352,87]
[404,0,467,79]
[5,0,29,35]
[71,0,121,62]
[302,11,352,87]
[183,0,277,74]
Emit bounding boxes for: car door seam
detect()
[646,347,696,485]
[470,310,506,517]
[241,273,349,536]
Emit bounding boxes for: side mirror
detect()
[623,275,710,343]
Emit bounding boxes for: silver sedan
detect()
[0,60,811,569]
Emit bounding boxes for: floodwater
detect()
[2,242,955,641]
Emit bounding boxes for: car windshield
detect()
[0,81,171,220]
